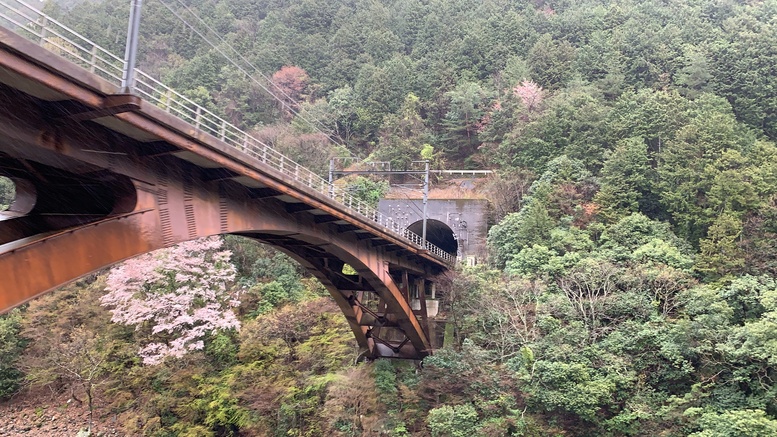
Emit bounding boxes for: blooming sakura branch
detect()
[100,237,241,365]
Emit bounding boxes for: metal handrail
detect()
[0,0,455,264]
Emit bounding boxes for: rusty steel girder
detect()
[0,26,447,360]
[0,170,431,359]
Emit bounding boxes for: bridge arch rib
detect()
[0,177,435,359]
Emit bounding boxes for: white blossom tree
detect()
[100,237,240,365]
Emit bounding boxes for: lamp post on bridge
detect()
[120,0,143,94]
[423,160,429,248]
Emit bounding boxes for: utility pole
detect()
[120,0,143,93]
[421,160,429,249]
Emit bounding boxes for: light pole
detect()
[421,160,429,249]
[120,0,143,93]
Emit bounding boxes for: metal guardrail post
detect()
[38,16,46,44]
[422,160,429,249]
[164,90,171,112]
[89,46,97,73]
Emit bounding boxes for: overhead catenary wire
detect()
[398,189,428,218]
[155,0,359,159]
[165,0,348,151]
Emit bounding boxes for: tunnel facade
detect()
[378,199,489,264]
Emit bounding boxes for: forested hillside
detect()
[2,0,777,435]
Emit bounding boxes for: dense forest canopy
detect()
[1,0,777,435]
[41,0,777,170]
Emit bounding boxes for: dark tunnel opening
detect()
[406,219,458,255]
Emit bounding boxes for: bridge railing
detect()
[0,0,455,264]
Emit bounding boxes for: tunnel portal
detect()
[407,219,458,255]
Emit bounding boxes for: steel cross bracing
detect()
[0,0,454,264]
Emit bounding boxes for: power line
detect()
[154,0,359,159]
[167,0,345,148]
[332,169,428,219]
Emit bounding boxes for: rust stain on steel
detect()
[61,94,143,122]
[0,210,160,312]
[0,173,434,357]
[0,46,104,108]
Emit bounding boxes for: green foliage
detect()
[528,34,576,90]
[709,10,777,139]
[223,237,301,286]
[189,373,253,434]
[371,92,432,168]
[594,137,656,222]
[520,360,617,422]
[689,409,777,437]
[695,213,746,281]
[442,81,489,158]
[419,144,434,161]
[489,155,594,266]
[354,61,412,136]
[252,281,299,315]
[720,275,776,324]
[656,93,754,244]
[0,309,26,399]
[716,284,777,406]
[427,404,479,437]
[343,176,389,208]
[497,89,611,172]
[0,176,13,210]
[506,244,561,278]
[373,360,399,409]
[632,239,693,271]
[488,203,554,267]
[600,213,686,256]
[204,333,239,368]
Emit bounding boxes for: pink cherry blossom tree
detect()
[271,65,311,119]
[100,237,240,365]
[513,80,545,113]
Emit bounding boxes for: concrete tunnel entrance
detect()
[406,219,458,255]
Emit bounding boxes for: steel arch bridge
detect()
[0,5,453,360]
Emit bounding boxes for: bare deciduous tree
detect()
[24,326,108,432]
[484,169,535,224]
[558,261,620,340]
